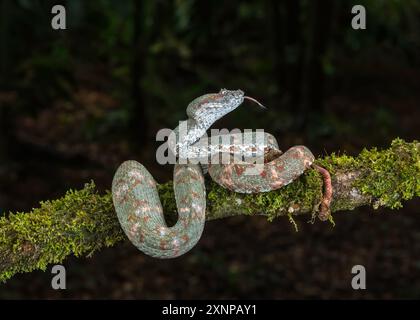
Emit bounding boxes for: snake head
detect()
[186,89,245,127]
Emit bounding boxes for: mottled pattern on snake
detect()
[113,161,205,258]
[112,89,325,259]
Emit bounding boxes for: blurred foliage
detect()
[0,0,419,139]
[344,0,420,55]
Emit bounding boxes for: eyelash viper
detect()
[112,89,332,259]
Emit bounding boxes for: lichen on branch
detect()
[0,138,419,282]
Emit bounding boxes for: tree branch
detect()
[0,139,418,282]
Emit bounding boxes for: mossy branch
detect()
[1,139,419,282]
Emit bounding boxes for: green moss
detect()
[157,181,178,225]
[0,181,125,283]
[0,139,418,283]
[316,153,358,173]
[206,180,236,218]
[287,213,299,232]
[206,168,324,224]
[318,138,419,209]
[206,138,418,225]
[243,169,323,221]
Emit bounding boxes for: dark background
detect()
[0,0,419,299]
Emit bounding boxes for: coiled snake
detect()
[112,89,332,258]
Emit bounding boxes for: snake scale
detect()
[112,89,330,259]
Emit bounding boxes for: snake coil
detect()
[112,89,317,258]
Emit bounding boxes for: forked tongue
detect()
[244,96,267,109]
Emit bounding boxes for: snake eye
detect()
[220,88,228,94]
